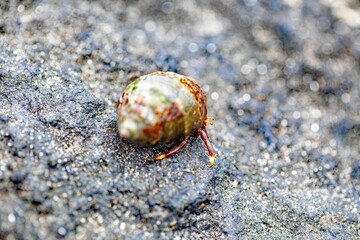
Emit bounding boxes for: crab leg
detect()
[155,135,191,161]
[197,127,215,167]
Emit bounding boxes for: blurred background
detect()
[0,0,359,239]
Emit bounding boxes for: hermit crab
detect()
[116,71,215,166]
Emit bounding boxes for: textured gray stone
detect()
[0,0,359,239]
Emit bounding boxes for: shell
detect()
[116,71,215,166]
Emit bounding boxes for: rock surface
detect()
[0,0,359,239]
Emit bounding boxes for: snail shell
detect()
[116,71,215,166]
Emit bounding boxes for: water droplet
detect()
[58,227,67,236]
[310,81,319,91]
[243,93,251,102]
[281,119,288,127]
[120,222,126,230]
[206,43,217,53]
[144,20,156,32]
[293,111,301,119]
[311,123,319,132]
[241,64,251,75]
[211,92,219,100]
[8,214,16,223]
[17,5,25,13]
[257,64,268,75]
[188,43,199,53]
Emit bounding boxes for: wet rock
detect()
[0,0,359,239]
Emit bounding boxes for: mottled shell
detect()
[116,71,207,145]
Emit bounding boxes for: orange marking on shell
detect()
[116,100,122,108]
[162,101,184,121]
[143,121,164,141]
[179,77,207,117]
[155,110,162,116]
